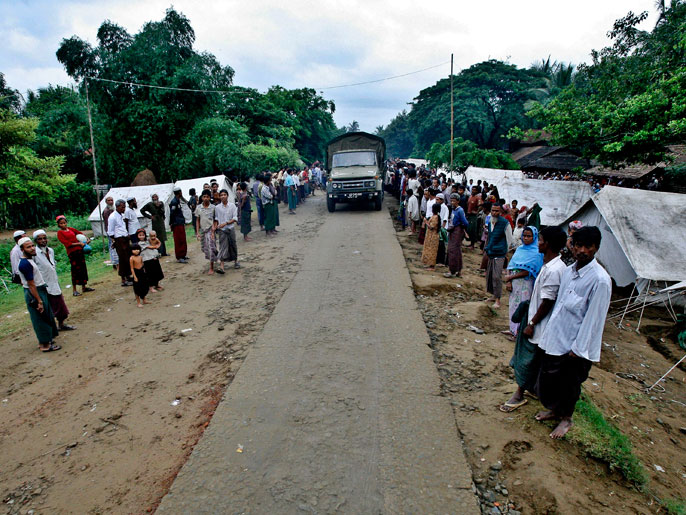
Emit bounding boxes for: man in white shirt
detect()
[10,230,26,282]
[407,172,420,196]
[108,199,133,286]
[406,188,420,234]
[33,230,75,330]
[535,226,612,439]
[125,197,141,244]
[214,189,241,271]
[500,226,567,413]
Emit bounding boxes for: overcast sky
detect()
[1,0,656,131]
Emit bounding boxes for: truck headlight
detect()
[365,180,375,188]
[333,183,340,189]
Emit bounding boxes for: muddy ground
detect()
[388,200,686,514]
[0,198,326,514]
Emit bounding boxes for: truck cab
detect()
[326,132,386,212]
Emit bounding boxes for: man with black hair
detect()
[500,225,567,413]
[535,226,611,439]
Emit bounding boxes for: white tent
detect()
[464,167,592,226]
[464,166,525,189]
[561,186,686,290]
[174,174,234,204]
[496,177,593,226]
[89,183,175,236]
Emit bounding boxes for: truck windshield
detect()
[332,151,376,168]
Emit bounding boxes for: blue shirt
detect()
[451,206,469,228]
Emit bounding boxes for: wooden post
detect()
[450,54,454,171]
[85,79,106,253]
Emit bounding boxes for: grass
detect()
[568,392,649,488]
[0,225,196,339]
[0,234,115,339]
[663,498,686,515]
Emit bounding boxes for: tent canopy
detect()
[562,186,686,286]
[174,174,234,203]
[464,167,592,226]
[89,183,175,236]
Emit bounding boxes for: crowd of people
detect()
[10,159,614,438]
[389,161,612,439]
[9,164,325,353]
[523,170,662,192]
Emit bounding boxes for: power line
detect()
[85,59,451,94]
[314,61,450,90]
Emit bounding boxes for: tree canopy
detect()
[52,7,338,184]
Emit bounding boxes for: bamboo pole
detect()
[450,54,454,171]
[85,79,106,253]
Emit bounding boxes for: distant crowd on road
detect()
[9,164,326,352]
[387,160,612,440]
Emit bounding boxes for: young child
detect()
[137,229,165,292]
[129,243,150,308]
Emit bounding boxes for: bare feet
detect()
[208,269,214,275]
[156,285,164,290]
[137,303,144,308]
[550,417,574,439]
[493,301,501,309]
[150,287,158,293]
[142,298,150,305]
[535,410,557,421]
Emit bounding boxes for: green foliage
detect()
[568,393,649,488]
[408,60,546,154]
[24,85,92,181]
[53,8,337,185]
[377,110,415,158]
[526,2,686,165]
[425,138,520,171]
[663,498,686,515]
[0,72,22,114]
[240,143,302,174]
[0,109,96,228]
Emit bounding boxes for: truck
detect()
[325,132,386,212]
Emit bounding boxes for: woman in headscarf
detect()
[261,174,278,236]
[527,203,542,230]
[421,203,441,271]
[504,226,543,337]
[56,215,94,296]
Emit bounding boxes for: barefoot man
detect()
[484,203,513,309]
[500,226,567,413]
[535,226,611,439]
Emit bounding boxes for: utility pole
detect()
[85,78,106,253]
[450,54,454,172]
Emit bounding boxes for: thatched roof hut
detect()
[131,169,158,186]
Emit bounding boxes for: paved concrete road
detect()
[158,200,477,514]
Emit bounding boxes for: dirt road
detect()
[158,202,477,513]
[1,197,324,513]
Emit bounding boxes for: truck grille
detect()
[342,181,365,189]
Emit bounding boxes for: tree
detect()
[527,2,686,165]
[377,110,415,158]
[0,109,82,227]
[0,73,22,114]
[408,60,546,154]
[346,120,360,133]
[425,137,520,171]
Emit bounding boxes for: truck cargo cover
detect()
[326,132,385,171]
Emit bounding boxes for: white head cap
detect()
[17,237,31,248]
[13,230,25,238]
[33,230,47,238]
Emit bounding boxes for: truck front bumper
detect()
[329,190,380,202]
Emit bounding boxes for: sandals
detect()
[215,269,225,274]
[499,399,527,412]
[83,287,95,293]
[40,343,62,352]
[72,291,81,297]
[59,324,76,331]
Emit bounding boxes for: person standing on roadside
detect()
[108,199,134,286]
[169,186,189,264]
[102,196,119,269]
[261,174,278,236]
[236,182,253,241]
[484,204,513,309]
[56,215,94,297]
[188,188,199,235]
[125,197,141,244]
[444,193,469,278]
[500,226,566,413]
[140,193,168,256]
[33,230,75,331]
[16,237,60,352]
[535,226,611,439]
[214,189,241,272]
[285,169,297,214]
[10,230,26,283]
[253,173,265,230]
[196,189,218,275]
